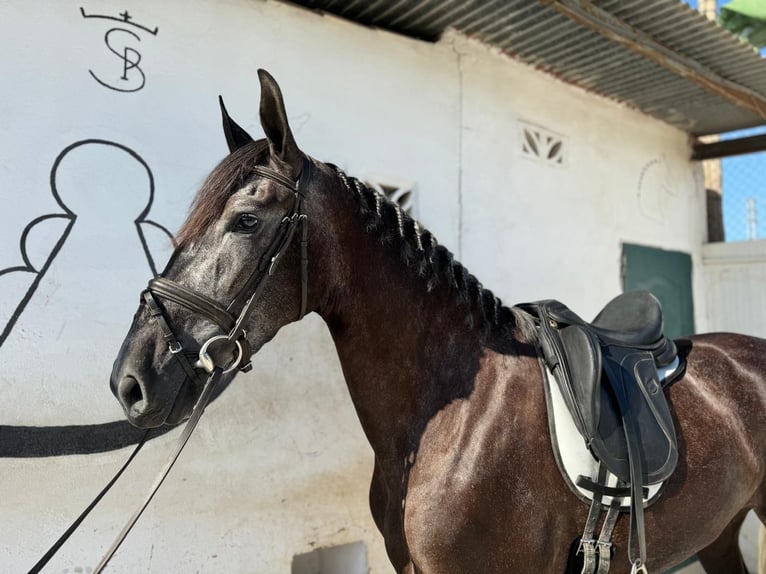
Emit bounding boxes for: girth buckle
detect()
[576,538,596,555]
[168,341,183,354]
[597,540,612,554]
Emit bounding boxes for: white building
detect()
[1,1,765,572]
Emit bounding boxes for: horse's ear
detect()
[257,69,302,174]
[219,96,254,153]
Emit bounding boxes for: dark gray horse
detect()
[111,70,766,573]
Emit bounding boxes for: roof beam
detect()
[692,133,766,159]
[539,0,766,125]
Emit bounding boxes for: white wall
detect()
[0,1,706,572]
[452,34,706,324]
[703,239,766,337]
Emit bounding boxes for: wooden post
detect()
[761,522,766,574]
[697,0,724,243]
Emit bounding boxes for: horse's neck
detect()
[319,231,489,466]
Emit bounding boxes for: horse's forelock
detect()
[176,140,270,247]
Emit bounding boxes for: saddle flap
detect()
[591,347,678,485]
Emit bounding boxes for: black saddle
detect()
[520,291,678,484]
[519,291,682,568]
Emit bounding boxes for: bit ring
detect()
[198,335,244,374]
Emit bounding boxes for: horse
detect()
[110,69,766,573]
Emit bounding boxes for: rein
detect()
[28,156,312,573]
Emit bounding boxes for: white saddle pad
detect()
[543,358,680,509]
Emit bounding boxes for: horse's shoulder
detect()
[403,350,549,512]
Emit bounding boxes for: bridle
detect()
[28,155,314,574]
[144,155,312,380]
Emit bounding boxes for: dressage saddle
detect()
[519,291,681,571]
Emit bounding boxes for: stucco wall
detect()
[0,1,705,572]
[703,239,766,337]
[451,35,706,323]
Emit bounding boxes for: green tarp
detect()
[720,0,766,48]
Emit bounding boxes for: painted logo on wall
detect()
[80,7,159,93]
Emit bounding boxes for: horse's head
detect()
[111,70,338,427]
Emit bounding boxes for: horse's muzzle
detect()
[115,375,168,428]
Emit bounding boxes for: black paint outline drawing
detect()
[89,28,145,93]
[80,7,158,93]
[0,139,212,458]
[80,7,159,36]
[0,138,172,347]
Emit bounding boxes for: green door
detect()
[622,244,695,339]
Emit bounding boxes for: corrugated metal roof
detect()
[290,0,766,135]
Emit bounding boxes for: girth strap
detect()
[596,502,621,574]
[579,463,607,574]
[578,462,623,574]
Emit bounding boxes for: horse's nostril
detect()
[118,375,143,408]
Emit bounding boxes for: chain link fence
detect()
[722,153,766,241]
[710,126,766,242]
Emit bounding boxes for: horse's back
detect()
[674,332,766,443]
[670,332,766,488]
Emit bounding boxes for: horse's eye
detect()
[234,214,259,233]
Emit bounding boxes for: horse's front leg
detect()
[370,460,415,571]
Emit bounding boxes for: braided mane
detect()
[330,165,518,334]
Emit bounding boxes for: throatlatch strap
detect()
[299,215,308,319]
